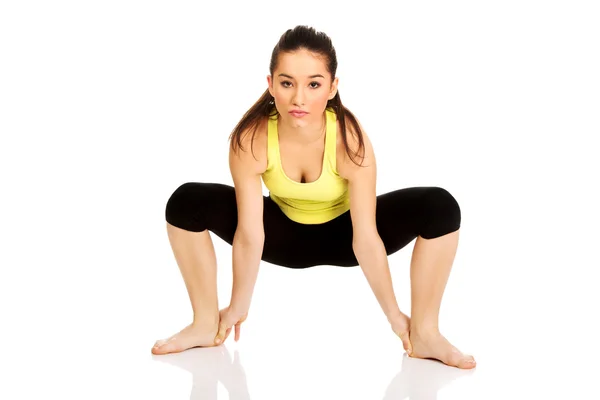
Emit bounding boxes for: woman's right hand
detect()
[214,306,248,345]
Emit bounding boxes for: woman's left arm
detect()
[341,127,403,324]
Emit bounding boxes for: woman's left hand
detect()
[214,306,248,345]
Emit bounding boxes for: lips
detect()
[289,110,308,116]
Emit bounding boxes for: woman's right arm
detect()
[227,133,266,315]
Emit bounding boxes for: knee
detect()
[420,187,461,239]
[165,182,207,232]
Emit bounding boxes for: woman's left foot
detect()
[409,329,476,369]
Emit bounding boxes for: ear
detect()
[267,75,273,97]
[328,77,339,100]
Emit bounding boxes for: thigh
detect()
[376,186,461,250]
[165,182,239,239]
[375,187,430,254]
[165,181,338,268]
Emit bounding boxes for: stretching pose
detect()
[151,25,476,369]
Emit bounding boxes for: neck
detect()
[278,111,326,144]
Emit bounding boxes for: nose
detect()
[292,88,305,106]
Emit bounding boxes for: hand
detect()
[214,306,248,345]
[389,312,413,355]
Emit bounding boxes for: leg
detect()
[152,182,329,354]
[367,186,475,368]
[153,182,237,354]
[151,224,221,354]
[410,232,459,332]
[166,225,218,324]
[407,188,476,369]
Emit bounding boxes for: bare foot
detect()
[152,322,219,355]
[408,330,476,369]
[390,312,413,355]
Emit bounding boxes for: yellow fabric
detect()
[262,107,350,224]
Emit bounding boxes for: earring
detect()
[269,99,274,105]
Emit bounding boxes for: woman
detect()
[151,25,476,369]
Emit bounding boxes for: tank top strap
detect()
[324,107,337,172]
[267,112,279,170]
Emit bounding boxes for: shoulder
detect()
[229,116,269,176]
[335,112,375,180]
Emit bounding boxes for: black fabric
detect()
[165,182,461,269]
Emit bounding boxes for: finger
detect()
[234,322,241,342]
[224,327,232,341]
[398,331,412,355]
[215,323,229,344]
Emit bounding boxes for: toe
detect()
[457,355,476,369]
[153,341,176,355]
[463,356,476,368]
[151,340,166,353]
[152,338,179,355]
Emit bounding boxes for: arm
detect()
[341,126,403,323]
[228,132,266,314]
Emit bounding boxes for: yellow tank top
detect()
[262,107,350,224]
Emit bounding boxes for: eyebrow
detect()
[278,73,325,79]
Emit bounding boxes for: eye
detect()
[280,81,321,89]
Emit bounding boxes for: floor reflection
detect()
[152,347,475,400]
[383,353,476,399]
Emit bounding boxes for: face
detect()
[267,48,338,128]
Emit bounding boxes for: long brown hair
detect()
[228,25,366,166]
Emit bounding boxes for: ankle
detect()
[192,314,219,328]
[410,323,440,337]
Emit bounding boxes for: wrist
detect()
[229,299,250,316]
[386,309,405,324]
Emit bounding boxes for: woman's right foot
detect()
[152,322,219,355]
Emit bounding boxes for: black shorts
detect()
[165,182,461,268]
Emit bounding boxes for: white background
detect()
[1,1,599,399]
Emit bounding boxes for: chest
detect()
[278,139,326,184]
